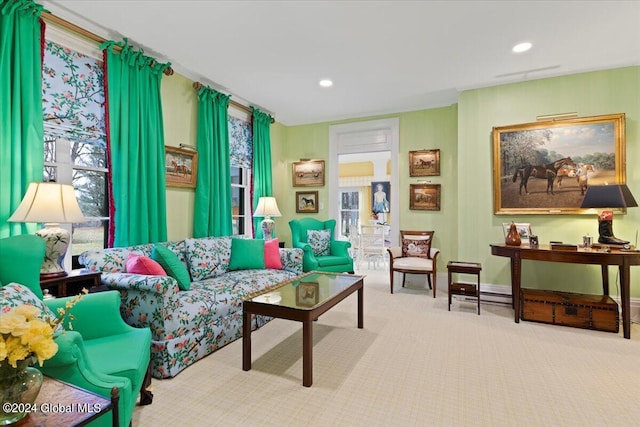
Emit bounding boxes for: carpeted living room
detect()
[2,1,640,427]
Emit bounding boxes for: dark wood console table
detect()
[490,244,640,339]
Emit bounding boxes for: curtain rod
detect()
[193,82,275,123]
[41,11,174,76]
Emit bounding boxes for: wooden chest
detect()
[520,288,619,333]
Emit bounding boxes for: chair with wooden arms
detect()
[387,230,439,297]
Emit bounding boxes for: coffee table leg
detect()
[303,320,313,387]
[358,286,364,329]
[242,310,251,371]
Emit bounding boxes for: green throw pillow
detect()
[151,244,191,290]
[228,239,265,270]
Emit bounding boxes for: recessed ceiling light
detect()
[512,42,532,53]
[319,79,333,88]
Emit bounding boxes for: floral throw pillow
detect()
[307,229,331,257]
[1,283,62,332]
[402,235,432,259]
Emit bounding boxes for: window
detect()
[42,30,108,259]
[339,189,361,238]
[231,166,252,235]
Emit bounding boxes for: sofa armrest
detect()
[100,272,180,297]
[279,248,304,275]
[45,291,136,340]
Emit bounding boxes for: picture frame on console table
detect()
[409,149,440,177]
[296,191,319,213]
[409,184,441,211]
[502,223,531,245]
[492,113,626,215]
[165,146,198,188]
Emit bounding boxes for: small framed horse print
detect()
[492,113,626,215]
[296,191,319,213]
[409,149,440,177]
[165,146,198,188]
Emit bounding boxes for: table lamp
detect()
[9,182,86,278]
[580,184,638,245]
[253,196,281,240]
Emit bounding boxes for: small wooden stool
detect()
[447,261,482,315]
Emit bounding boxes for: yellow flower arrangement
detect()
[0,290,86,368]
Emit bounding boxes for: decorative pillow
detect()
[307,229,331,257]
[264,239,283,270]
[151,245,191,290]
[126,254,167,276]
[184,237,231,281]
[228,239,265,271]
[1,283,62,332]
[402,235,432,258]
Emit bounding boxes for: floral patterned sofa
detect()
[79,237,303,379]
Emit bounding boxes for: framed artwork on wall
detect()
[165,146,198,188]
[409,149,440,176]
[493,113,626,215]
[409,184,441,211]
[296,191,319,213]
[371,181,390,214]
[292,160,325,187]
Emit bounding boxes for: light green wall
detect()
[161,73,198,241]
[458,66,640,296]
[270,106,459,270]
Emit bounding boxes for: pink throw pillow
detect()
[264,239,283,270]
[126,254,167,276]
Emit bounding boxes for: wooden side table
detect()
[14,376,118,427]
[40,269,102,298]
[447,261,482,315]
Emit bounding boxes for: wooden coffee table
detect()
[243,272,364,387]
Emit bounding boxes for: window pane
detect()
[231,167,242,185]
[72,219,107,255]
[43,166,57,182]
[72,169,107,218]
[340,211,359,237]
[44,138,56,163]
[72,141,106,168]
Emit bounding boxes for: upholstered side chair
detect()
[387,230,439,297]
[289,218,354,273]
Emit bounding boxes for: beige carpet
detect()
[133,268,640,427]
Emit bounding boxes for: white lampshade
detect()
[9,182,86,224]
[253,197,281,219]
[9,182,86,278]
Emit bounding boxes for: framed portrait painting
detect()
[165,146,198,188]
[493,113,626,215]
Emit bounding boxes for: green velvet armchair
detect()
[0,235,153,427]
[289,218,354,273]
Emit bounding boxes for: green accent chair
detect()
[0,235,153,427]
[289,218,354,273]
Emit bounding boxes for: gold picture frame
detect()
[296,281,319,307]
[409,149,440,176]
[409,184,441,211]
[292,160,325,187]
[296,191,319,213]
[165,146,198,188]
[493,113,626,215]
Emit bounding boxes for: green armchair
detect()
[0,235,153,427]
[289,218,354,273]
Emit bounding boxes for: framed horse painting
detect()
[492,113,626,215]
[409,149,440,176]
[296,191,319,213]
[165,146,198,188]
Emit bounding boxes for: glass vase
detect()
[0,361,44,425]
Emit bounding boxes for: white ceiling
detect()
[43,1,640,126]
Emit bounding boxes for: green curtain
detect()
[194,86,232,237]
[101,39,169,247]
[0,0,44,237]
[251,107,274,238]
